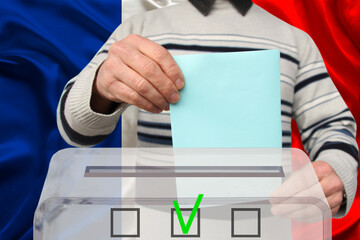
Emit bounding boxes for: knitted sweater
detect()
[57,0,358,217]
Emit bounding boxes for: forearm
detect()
[293,32,359,217]
[56,40,128,147]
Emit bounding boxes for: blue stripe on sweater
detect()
[313,141,359,163]
[137,132,173,145]
[295,73,329,92]
[162,44,299,65]
[302,117,355,145]
[138,120,171,130]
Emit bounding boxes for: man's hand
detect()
[312,161,344,215]
[91,34,184,114]
[270,160,344,221]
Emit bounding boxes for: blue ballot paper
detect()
[170,50,282,148]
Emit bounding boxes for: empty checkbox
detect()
[111,208,140,237]
[231,208,261,237]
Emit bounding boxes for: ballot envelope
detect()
[34,148,331,239]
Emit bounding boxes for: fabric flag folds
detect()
[254,0,360,239]
[0,1,121,239]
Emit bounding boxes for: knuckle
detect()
[102,58,116,72]
[144,102,154,111]
[127,90,139,104]
[135,78,148,95]
[126,34,141,42]
[141,61,157,77]
[327,179,343,194]
[336,194,343,204]
[103,79,118,97]
[316,167,326,177]
[108,43,119,55]
[160,82,176,96]
[326,184,336,194]
[165,63,179,77]
[335,194,343,205]
[314,161,330,175]
[99,80,118,103]
[118,45,131,57]
[107,92,118,103]
[333,178,344,190]
[101,77,112,90]
[111,84,128,103]
[153,47,169,61]
[109,41,131,57]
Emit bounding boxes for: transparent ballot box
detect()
[34,148,331,239]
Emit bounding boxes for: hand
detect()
[270,160,344,221]
[312,161,344,215]
[91,34,184,114]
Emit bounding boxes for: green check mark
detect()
[173,194,204,234]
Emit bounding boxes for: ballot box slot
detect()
[84,166,284,177]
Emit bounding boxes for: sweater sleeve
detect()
[56,22,135,147]
[293,31,358,218]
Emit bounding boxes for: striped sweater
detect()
[57,1,358,217]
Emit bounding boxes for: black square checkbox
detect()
[111,208,140,237]
[231,208,261,238]
[171,208,200,237]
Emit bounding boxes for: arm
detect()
[293,31,358,217]
[56,37,125,147]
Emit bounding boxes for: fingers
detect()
[313,161,344,197]
[114,61,170,111]
[318,176,344,198]
[270,163,318,200]
[313,161,344,214]
[96,58,163,113]
[269,161,345,220]
[271,180,323,204]
[119,45,180,104]
[270,180,330,222]
[327,192,343,215]
[272,190,342,219]
[269,164,326,222]
[129,34,185,89]
[107,80,163,113]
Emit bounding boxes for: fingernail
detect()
[169,93,180,103]
[164,103,170,111]
[175,79,184,89]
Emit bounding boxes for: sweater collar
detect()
[189,0,253,16]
